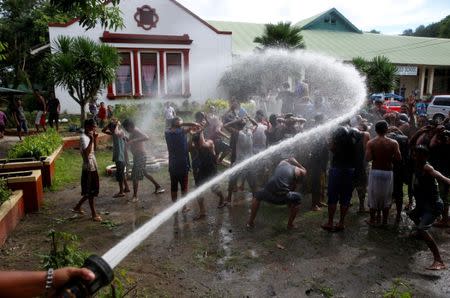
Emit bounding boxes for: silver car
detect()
[427,95,450,122]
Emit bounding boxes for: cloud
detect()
[176,0,449,34]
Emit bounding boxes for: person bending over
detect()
[247,158,306,229]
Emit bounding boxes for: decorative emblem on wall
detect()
[134,5,159,30]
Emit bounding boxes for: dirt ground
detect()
[1,134,450,297]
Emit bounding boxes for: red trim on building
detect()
[107,84,114,99]
[133,50,141,97]
[48,0,232,35]
[159,50,165,96]
[100,31,193,45]
[182,50,191,97]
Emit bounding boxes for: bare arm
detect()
[128,128,149,144]
[0,268,95,298]
[424,164,450,185]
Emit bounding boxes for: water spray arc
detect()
[59,50,367,296]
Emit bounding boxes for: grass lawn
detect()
[49,148,113,191]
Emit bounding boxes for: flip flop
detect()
[92,215,102,222]
[321,224,335,232]
[217,202,228,209]
[334,224,345,232]
[113,193,125,198]
[154,187,165,194]
[426,262,447,271]
[193,214,206,221]
[71,208,85,215]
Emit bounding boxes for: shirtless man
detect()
[366,120,402,226]
[122,119,164,202]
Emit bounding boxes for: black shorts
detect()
[170,172,189,193]
[255,189,302,205]
[115,161,126,182]
[81,170,99,197]
[48,113,59,126]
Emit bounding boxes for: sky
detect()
[176,0,450,35]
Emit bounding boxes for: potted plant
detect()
[0,180,24,246]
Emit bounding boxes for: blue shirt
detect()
[165,128,190,175]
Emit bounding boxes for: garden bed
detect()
[62,133,111,150]
[0,190,24,246]
[0,170,44,213]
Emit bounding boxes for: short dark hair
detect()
[375,120,388,135]
[171,117,181,128]
[84,118,96,129]
[122,119,134,131]
[414,145,429,157]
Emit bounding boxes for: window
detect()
[433,97,450,106]
[115,52,132,96]
[141,53,158,96]
[166,53,182,95]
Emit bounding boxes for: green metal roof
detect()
[209,14,450,66]
[295,8,361,33]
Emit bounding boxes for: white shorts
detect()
[35,111,44,125]
[368,169,393,209]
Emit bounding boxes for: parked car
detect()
[382,100,402,113]
[427,95,450,122]
[370,93,404,102]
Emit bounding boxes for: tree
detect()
[402,29,413,36]
[368,29,380,34]
[47,36,120,124]
[50,0,123,30]
[400,15,450,38]
[352,56,397,93]
[0,42,6,61]
[254,22,305,50]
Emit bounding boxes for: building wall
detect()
[49,0,232,114]
[398,75,418,98]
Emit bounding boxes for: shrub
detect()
[8,129,63,159]
[204,98,229,112]
[0,179,12,206]
[113,104,143,122]
[41,230,89,270]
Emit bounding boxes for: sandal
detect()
[154,187,165,194]
[71,208,85,215]
[92,215,103,222]
[113,193,125,198]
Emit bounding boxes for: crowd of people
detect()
[74,89,450,271]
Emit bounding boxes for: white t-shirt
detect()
[80,133,97,171]
[164,106,176,120]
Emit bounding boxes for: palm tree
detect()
[254,22,305,50]
[351,55,397,93]
[47,36,120,125]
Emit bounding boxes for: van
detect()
[427,95,450,122]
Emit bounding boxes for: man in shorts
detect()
[247,158,307,229]
[408,145,450,270]
[72,119,102,222]
[33,89,46,133]
[322,126,357,232]
[165,117,200,212]
[122,119,165,202]
[12,99,28,140]
[365,120,401,226]
[102,119,130,198]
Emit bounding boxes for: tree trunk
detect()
[80,103,86,128]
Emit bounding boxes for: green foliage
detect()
[204,98,229,112]
[0,41,6,61]
[47,36,120,125]
[351,55,397,93]
[8,129,62,159]
[41,230,89,270]
[50,0,124,31]
[254,22,305,50]
[112,104,140,122]
[97,268,138,298]
[0,179,12,206]
[402,15,450,38]
[383,279,412,298]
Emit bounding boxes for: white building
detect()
[49,0,232,114]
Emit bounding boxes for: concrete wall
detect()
[49,0,232,114]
